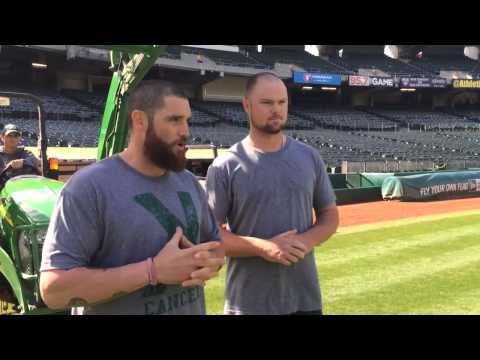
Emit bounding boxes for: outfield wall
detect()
[382,170,480,201]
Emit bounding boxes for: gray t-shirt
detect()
[40,154,221,315]
[206,136,336,315]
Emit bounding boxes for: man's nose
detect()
[179,120,190,139]
[272,103,283,116]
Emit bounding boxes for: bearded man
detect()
[39,80,225,315]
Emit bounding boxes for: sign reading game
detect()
[349,75,370,86]
[293,71,342,86]
[370,76,394,87]
[452,79,480,89]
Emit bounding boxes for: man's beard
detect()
[250,115,286,134]
[143,122,188,172]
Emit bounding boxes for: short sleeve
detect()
[40,184,103,271]
[205,161,231,225]
[313,153,336,213]
[192,176,222,244]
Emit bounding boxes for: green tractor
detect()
[0,45,179,314]
[0,91,63,314]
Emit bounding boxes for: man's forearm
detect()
[40,260,149,309]
[220,228,267,258]
[297,206,339,252]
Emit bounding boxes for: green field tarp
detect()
[360,173,394,187]
[382,170,480,201]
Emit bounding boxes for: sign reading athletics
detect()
[293,71,342,86]
[452,79,480,89]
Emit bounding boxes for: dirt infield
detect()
[338,197,480,227]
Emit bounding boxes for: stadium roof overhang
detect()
[154,66,220,86]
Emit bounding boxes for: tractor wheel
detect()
[0,274,20,315]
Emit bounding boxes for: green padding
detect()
[345,174,362,188]
[329,174,347,189]
[335,187,382,205]
[394,169,480,177]
[382,171,480,201]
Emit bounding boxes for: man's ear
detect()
[131,110,148,132]
[242,97,250,115]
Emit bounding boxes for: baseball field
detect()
[1,191,479,315]
[205,198,480,315]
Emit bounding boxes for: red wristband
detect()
[147,257,158,286]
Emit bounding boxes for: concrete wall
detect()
[202,76,247,102]
[56,71,88,90]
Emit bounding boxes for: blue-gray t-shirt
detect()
[40,154,221,315]
[206,136,336,315]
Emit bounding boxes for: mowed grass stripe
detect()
[319,240,480,302]
[324,214,480,251]
[319,225,480,281]
[323,260,480,314]
[206,233,480,314]
[337,209,480,235]
[205,213,480,315]
[205,267,227,315]
[409,287,480,315]
[317,223,480,267]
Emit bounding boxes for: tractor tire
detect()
[0,274,19,314]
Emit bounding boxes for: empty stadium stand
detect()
[410,54,480,76]
[248,48,351,74]
[290,105,398,131]
[161,46,269,69]
[328,54,429,76]
[367,106,479,130]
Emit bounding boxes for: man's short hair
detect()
[245,72,282,97]
[126,80,188,127]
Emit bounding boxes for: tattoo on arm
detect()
[66,292,129,308]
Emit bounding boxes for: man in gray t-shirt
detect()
[39,81,224,315]
[206,73,339,315]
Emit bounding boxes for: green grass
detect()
[205,210,480,314]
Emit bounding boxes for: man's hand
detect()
[177,232,226,287]
[152,227,225,288]
[182,245,225,287]
[259,230,308,266]
[7,159,23,169]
